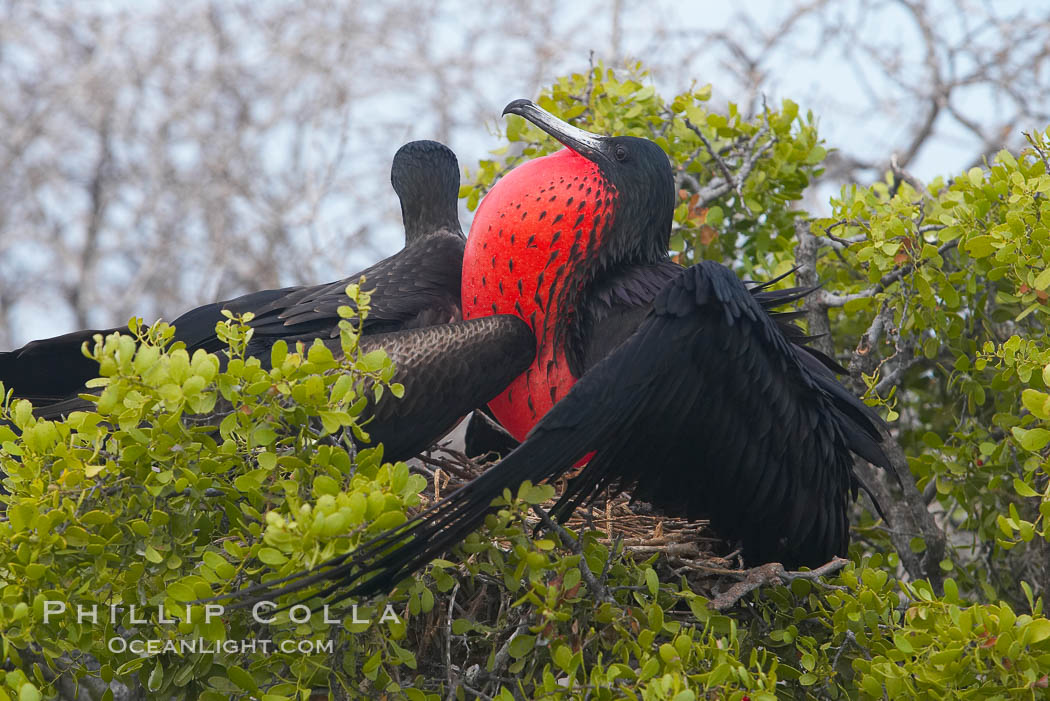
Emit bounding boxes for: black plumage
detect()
[1,141,536,463]
[0,140,464,402]
[349,315,534,462]
[464,406,519,461]
[0,326,127,404]
[219,101,892,608]
[226,263,888,605]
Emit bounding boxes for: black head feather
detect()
[390,140,464,245]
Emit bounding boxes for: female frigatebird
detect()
[0,140,535,462]
[223,100,891,608]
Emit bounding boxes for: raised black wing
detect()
[223,261,889,605]
[540,261,889,568]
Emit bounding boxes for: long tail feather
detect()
[222,427,593,607]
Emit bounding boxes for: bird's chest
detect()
[462,156,613,441]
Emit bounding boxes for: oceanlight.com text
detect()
[107,637,336,655]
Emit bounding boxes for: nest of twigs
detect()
[410,444,756,599]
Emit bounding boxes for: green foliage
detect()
[0,285,422,699]
[803,129,1050,611]
[4,62,1050,698]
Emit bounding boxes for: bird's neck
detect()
[403,213,462,246]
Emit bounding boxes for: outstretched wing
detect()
[21,316,534,468]
[1,232,465,404]
[541,261,889,567]
[0,326,127,403]
[245,230,464,343]
[223,261,889,606]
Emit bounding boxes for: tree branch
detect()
[709,558,850,611]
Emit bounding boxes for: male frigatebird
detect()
[0,140,535,462]
[223,100,891,608]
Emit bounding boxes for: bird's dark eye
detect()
[614,145,628,161]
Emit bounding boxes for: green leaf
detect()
[1012,427,1050,452]
[520,482,555,504]
[251,425,278,447]
[227,666,258,694]
[313,475,340,496]
[1022,389,1050,420]
[257,547,287,566]
[147,662,164,692]
[166,581,197,602]
[359,349,388,373]
[644,567,659,596]
[705,206,724,227]
[553,645,573,671]
[508,634,536,658]
[80,510,113,526]
[964,235,996,258]
[861,676,884,697]
[1012,478,1040,498]
[1028,619,1050,644]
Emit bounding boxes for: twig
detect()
[486,618,531,683]
[622,542,703,558]
[825,626,872,701]
[601,534,622,585]
[873,355,921,395]
[459,684,495,701]
[416,451,477,482]
[709,558,850,611]
[820,220,868,249]
[1025,131,1050,171]
[890,153,928,198]
[445,581,460,693]
[532,506,615,603]
[686,117,742,203]
[686,119,774,210]
[818,238,960,309]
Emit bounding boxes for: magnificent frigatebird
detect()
[0,140,535,462]
[223,100,891,607]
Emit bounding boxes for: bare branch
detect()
[709,558,850,611]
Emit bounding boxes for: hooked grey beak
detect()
[502,99,606,158]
